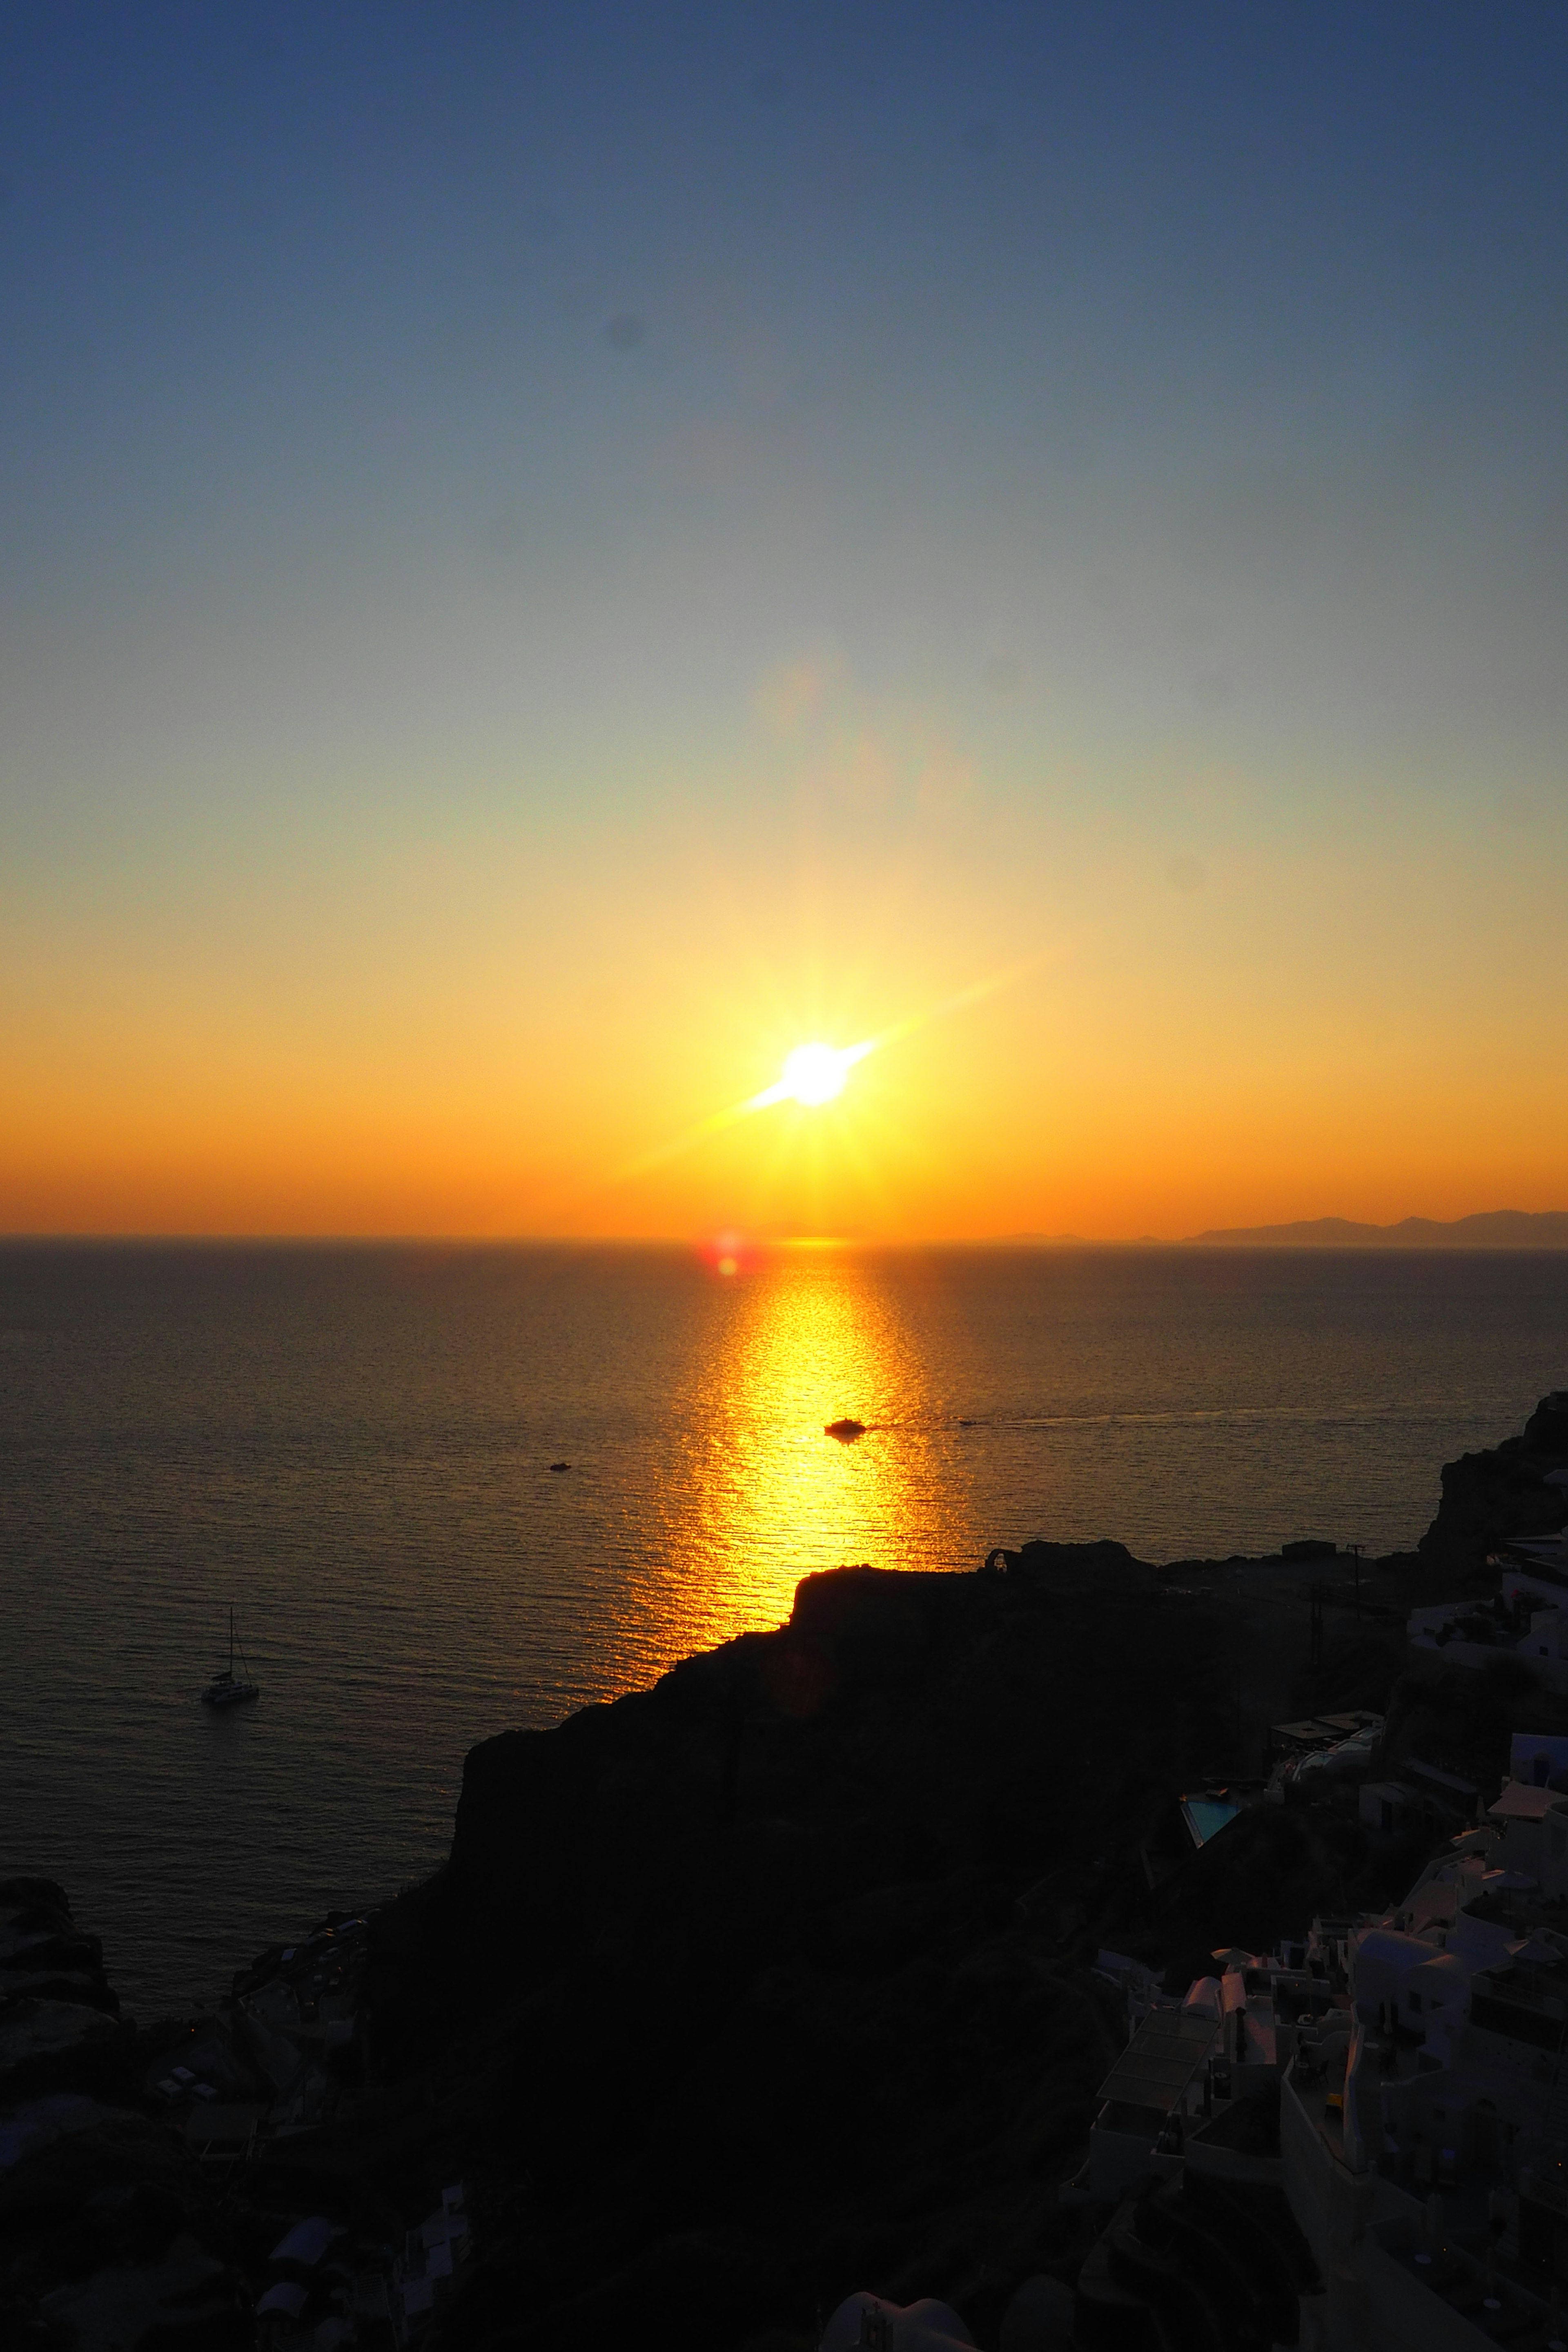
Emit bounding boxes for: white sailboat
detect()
[201,1608,260,1708]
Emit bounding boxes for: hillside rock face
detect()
[0,1880,253,2345]
[368,1552,1255,2349]
[379,1429,1568,2348]
[0,1876,125,2104]
[1418,1390,1568,1576]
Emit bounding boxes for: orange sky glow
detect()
[5,692,1565,1240]
[6,13,1567,1242]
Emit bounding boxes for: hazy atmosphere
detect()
[4,2,1566,1236]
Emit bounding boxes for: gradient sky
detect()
[4,2,1566,1238]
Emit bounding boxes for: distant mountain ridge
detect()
[1183,1210,1568,1248]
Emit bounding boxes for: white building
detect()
[1075,1750,1568,2347]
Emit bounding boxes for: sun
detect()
[613,1028,878,1178]
[615,956,1039,1182]
[779,1042,852,1107]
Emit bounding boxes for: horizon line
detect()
[5,1208,1568,1251]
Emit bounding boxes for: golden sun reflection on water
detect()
[654,1250,964,1666]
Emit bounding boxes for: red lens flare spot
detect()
[699,1230,755,1278]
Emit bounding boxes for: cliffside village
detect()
[0,1889,473,2347]
[834,1485,1568,2352]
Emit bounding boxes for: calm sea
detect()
[2,1242,1565,2013]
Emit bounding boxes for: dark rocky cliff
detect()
[1417,1389,1568,1576]
[363,1402,1568,2345]
[368,1548,1245,2348]
[0,1879,254,2343]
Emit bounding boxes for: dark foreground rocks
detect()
[0,1879,254,2349]
[1418,1387,1568,1577]
[0,1877,123,2100]
[359,1399,1568,2347]
[363,1548,1323,2350]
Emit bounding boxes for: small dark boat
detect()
[201,1608,260,1708]
[549,1461,571,1473]
[824,1418,866,1442]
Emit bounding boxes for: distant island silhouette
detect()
[1185,1209,1568,1247]
[995,1209,1568,1248]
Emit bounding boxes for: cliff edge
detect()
[1417,1388,1568,1576]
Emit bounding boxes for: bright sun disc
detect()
[780,1042,851,1107]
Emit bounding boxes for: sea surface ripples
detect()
[2,1241,1564,2011]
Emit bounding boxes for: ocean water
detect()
[2,1241,1566,2014]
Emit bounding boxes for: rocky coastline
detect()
[6,1395,1568,2349]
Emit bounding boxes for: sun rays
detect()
[611,955,1043,1188]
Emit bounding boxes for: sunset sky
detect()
[4,3,1567,1239]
